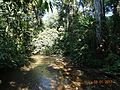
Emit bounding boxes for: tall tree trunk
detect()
[94,0,106,58]
[94,0,105,45]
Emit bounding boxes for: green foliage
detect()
[32,28,59,55]
[49,0,120,73]
[102,53,120,72]
[55,14,96,65]
[1,0,119,73]
[0,0,46,69]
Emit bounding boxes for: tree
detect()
[0,0,51,69]
[94,0,105,44]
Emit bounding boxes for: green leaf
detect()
[24,0,30,3]
[70,0,75,3]
[39,0,43,7]
[36,0,43,7]
[44,1,49,11]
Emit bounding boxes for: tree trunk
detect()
[94,0,105,45]
[94,0,107,58]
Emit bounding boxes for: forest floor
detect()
[0,55,120,90]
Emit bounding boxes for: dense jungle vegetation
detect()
[0,0,120,74]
